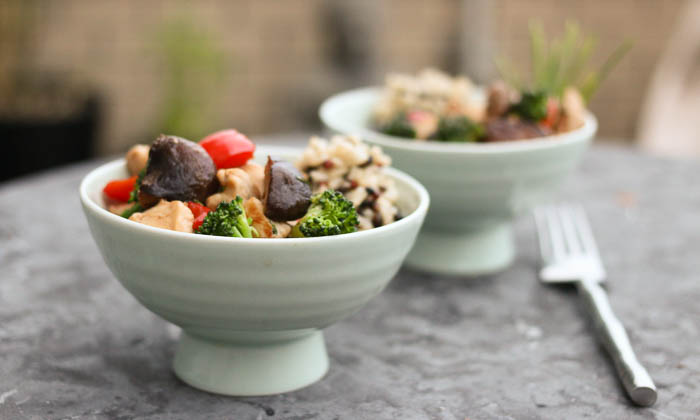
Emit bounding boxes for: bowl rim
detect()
[319,86,598,154]
[79,145,430,245]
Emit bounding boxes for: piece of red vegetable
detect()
[407,110,432,123]
[541,97,560,129]
[187,201,211,217]
[187,201,211,231]
[192,213,208,231]
[104,175,138,202]
[199,129,255,169]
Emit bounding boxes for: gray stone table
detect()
[1,136,699,420]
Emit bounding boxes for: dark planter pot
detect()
[0,95,100,182]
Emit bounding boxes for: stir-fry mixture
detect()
[373,24,630,142]
[373,69,589,143]
[102,130,400,237]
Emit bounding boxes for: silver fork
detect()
[534,204,657,407]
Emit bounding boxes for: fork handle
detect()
[576,279,657,406]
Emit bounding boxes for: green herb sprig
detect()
[496,21,632,102]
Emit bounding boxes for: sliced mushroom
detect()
[486,81,516,119]
[138,134,218,208]
[262,156,311,221]
[484,117,552,142]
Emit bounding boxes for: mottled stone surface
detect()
[0,139,698,420]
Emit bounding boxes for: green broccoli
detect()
[121,165,147,218]
[435,115,485,142]
[380,112,416,138]
[291,190,359,238]
[120,202,143,219]
[195,196,258,238]
[508,90,549,121]
[128,167,146,203]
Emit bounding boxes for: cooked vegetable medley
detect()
[373,23,629,142]
[372,68,585,143]
[103,130,400,237]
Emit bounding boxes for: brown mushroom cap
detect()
[484,117,552,142]
[138,134,218,208]
[262,156,311,221]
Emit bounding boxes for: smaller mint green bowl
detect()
[320,87,597,276]
[79,146,428,396]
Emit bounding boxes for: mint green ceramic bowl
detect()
[79,146,428,396]
[320,87,597,276]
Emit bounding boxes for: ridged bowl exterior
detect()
[80,147,429,343]
[320,87,596,232]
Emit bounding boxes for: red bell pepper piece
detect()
[200,129,255,169]
[187,201,211,231]
[103,175,138,202]
[541,97,560,129]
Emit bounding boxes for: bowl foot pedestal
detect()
[173,330,329,396]
[405,223,515,276]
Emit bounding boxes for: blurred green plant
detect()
[496,21,633,102]
[155,16,228,140]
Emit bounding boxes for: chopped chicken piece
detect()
[243,197,274,238]
[108,202,133,215]
[558,87,586,133]
[243,197,293,238]
[126,144,150,176]
[206,163,264,210]
[271,222,292,238]
[129,199,193,233]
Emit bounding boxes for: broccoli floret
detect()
[291,190,359,238]
[508,90,549,121]
[435,115,485,142]
[196,196,258,238]
[128,168,146,203]
[120,202,143,219]
[380,113,416,138]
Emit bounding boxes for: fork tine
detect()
[571,204,601,258]
[534,207,553,262]
[543,206,567,261]
[559,205,583,255]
